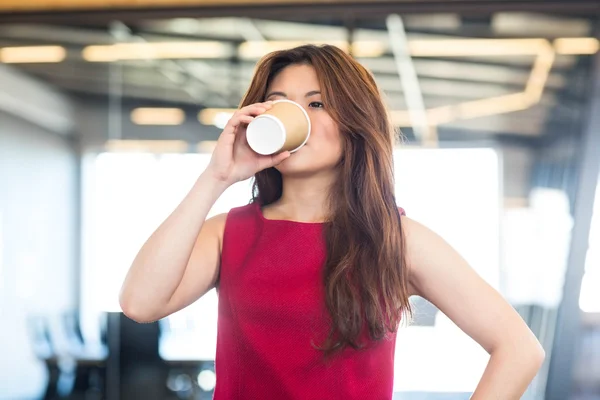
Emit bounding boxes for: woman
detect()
[120,44,545,399]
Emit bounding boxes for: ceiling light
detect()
[391,92,533,128]
[198,108,236,129]
[554,37,599,55]
[350,41,387,58]
[426,92,532,124]
[389,110,411,126]
[524,49,555,103]
[0,46,66,63]
[452,93,533,120]
[82,41,231,62]
[105,140,189,153]
[130,108,185,126]
[238,40,386,59]
[408,38,550,57]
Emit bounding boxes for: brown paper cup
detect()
[246,99,311,156]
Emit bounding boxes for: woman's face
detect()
[265,64,343,177]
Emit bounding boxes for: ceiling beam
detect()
[0,1,598,24]
[1,0,402,13]
[6,0,597,14]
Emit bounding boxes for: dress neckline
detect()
[253,202,325,227]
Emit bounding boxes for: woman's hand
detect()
[206,101,291,186]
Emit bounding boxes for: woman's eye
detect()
[309,101,324,108]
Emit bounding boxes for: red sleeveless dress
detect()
[213,202,405,399]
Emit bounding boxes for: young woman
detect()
[120,44,545,399]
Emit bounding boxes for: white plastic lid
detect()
[246,114,286,155]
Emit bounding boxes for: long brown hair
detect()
[240,44,411,356]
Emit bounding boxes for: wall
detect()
[0,111,78,399]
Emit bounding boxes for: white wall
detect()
[0,111,78,399]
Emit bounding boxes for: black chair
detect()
[59,311,107,400]
[106,312,170,400]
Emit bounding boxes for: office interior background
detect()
[0,0,599,399]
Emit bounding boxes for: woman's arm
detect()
[403,216,545,399]
[119,171,229,323]
[119,101,288,323]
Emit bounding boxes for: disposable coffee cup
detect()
[246,99,311,156]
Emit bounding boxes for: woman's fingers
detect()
[225,102,273,131]
[219,102,272,146]
[272,151,291,165]
[257,151,291,171]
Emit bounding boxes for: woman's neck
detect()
[266,174,335,223]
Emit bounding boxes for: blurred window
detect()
[81,147,500,391]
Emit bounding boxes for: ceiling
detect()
[0,0,433,13]
[0,11,597,142]
[1,0,599,21]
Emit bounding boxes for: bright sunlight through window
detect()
[82,147,501,393]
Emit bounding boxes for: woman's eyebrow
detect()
[265,90,321,99]
[265,91,286,99]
